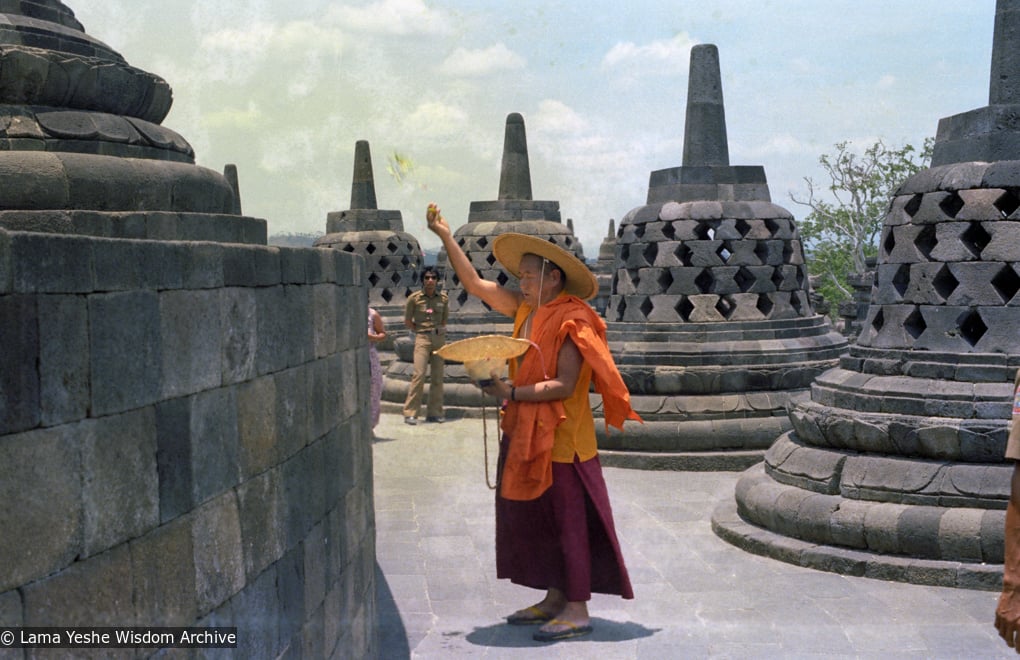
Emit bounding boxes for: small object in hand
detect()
[477,378,494,388]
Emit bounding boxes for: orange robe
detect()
[499,293,641,501]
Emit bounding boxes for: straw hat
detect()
[492,233,598,301]
[434,335,532,381]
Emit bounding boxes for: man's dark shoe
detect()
[426,416,445,423]
[404,417,417,425]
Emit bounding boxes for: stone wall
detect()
[0,228,376,657]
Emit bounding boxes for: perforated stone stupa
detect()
[315,140,423,346]
[598,45,848,469]
[382,112,589,413]
[716,1,1020,589]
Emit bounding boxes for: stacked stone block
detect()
[0,229,377,656]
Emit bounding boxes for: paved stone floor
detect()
[373,413,1011,658]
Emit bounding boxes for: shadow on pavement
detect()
[375,562,410,659]
[464,617,660,648]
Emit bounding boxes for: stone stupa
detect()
[597,44,848,469]
[716,0,1020,590]
[315,140,424,349]
[382,112,591,414]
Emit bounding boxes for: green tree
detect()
[791,137,934,310]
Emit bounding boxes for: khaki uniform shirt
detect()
[1007,369,1020,460]
[404,289,448,334]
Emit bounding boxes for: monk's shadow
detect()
[465,617,659,648]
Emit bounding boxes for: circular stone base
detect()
[598,449,763,472]
[711,497,1002,591]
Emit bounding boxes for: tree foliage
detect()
[791,138,933,309]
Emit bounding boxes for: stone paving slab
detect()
[372,413,1010,658]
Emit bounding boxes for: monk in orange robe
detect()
[426,203,640,642]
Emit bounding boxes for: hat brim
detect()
[433,334,532,363]
[492,233,598,301]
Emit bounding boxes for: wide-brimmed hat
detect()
[492,233,598,301]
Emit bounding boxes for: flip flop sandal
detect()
[532,619,593,642]
[505,605,552,626]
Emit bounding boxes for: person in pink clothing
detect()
[367,307,386,430]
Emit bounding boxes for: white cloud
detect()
[328,0,449,36]
[601,32,697,73]
[532,99,589,135]
[405,102,470,137]
[439,43,526,77]
[745,133,810,158]
[877,74,897,89]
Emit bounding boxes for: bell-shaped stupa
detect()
[717,0,1020,589]
[0,0,259,242]
[383,112,591,415]
[598,45,848,469]
[315,140,424,348]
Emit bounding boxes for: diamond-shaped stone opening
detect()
[379,256,392,269]
[904,307,927,340]
[770,267,784,290]
[662,222,677,240]
[675,243,692,266]
[754,241,773,265]
[365,243,377,254]
[381,289,394,302]
[619,243,631,262]
[734,267,755,292]
[882,228,896,257]
[456,290,469,306]
[782,241,795,264]
[643,242,658,266]
[657,269,674,291]
[451,273,462,286]
[892,264,911,297]
[694,269,713,294]
[368,272,380,286]
[756,294,774,317]
[477,236,489,249]
[932,265,959,302]
[639,297,654,318]
[735,218,751,238]
[939,192,965,218]
[764,218,781,237]
[484,252,497,267]
[796,266,807,289]
[871,308,885,333]
[496,271,509,286]
[715,295,736,319]
[675,296,693,321]
[790,291,805,316]
[634,223,646,239]
[960,222,991,258]
[342,243,355,252]
[995,190,1020,218]
[616,297,627,322]
[716,242,731,263]
[992,265,1020,303]
[695,223,715,240]
[958,310,988,347]
[904,193,923,217]
[401,255,412,267]
[914,224,937,259]
[629,269,642,290]
[386,241,399,253]
[389,272,401,285]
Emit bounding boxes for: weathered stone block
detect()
[190,387,240,506]
[276,365,311,462]
[82,409,159,557]
[11,231,94,293]
[160,288,222,399]
[129,515,197,626]
[237,375,278,478]
[192,491,245,617]
[304,521,328,616]
[222,244,257,286]
[312,283,339,359]
[156,396,193,523]
[937,507,984,562]
[181,242,224,289]
[862,502,907,554]
[22,544,134,627]
[0,294,40,435]
[256,285,291,376]
[277,545,306,646]
[89,290,162,415]
[896,507,943,558]
[0,424,82,593]
[220,287,258,385]
[237,468,285,581]
[232,563,281,658]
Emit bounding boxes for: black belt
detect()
[425,328,445,335]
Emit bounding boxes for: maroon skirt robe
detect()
[495,435,634,602]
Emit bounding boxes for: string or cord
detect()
[481,394,496,490]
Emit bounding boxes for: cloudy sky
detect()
[71,1,994,256]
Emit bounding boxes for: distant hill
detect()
[268,232,323,248]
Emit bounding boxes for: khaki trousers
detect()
[402,330,445,419]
